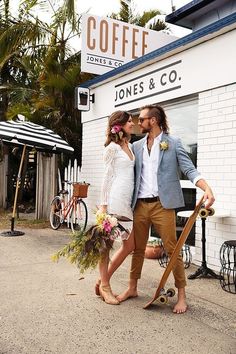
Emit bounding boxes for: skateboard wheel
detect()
[158,295,168,304]
[199,208,215,218]
[208,207,215,216]
[199,208,209,218]
[166,288,175,297]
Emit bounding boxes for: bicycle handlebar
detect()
[59,181,90,195]
[62,180,73,185]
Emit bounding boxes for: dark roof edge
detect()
[81,12,236,89]
[165,0,216,28]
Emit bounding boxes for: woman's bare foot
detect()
[116,288,138,302]
[173,287,187,314]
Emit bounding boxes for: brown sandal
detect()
[99,285,120,305]
[95,279,101,296]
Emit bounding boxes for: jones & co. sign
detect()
[81,14,177,75]
[114,60,182,107]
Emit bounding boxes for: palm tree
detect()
[0,0,93,163]
[109,0,168,31]
[0,0,167,159]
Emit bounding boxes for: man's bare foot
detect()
[173,287,187,314]
[116,288,138,302]
[173,299,187,313]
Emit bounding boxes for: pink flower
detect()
[111,125,122,134]
[102,220,112,233]
[106,215,118,227]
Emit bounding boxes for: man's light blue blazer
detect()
[132,133,201,210]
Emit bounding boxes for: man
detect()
[117,104,215,313]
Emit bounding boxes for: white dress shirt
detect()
[137,132,202,199]
[138,133,163,198]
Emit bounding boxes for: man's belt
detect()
[138,196,160,203]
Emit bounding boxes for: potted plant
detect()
[145,238,164,259]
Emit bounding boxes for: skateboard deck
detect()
[143,195,205,309]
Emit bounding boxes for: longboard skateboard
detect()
[143,195,206,309]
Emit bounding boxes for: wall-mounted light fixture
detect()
[75,87,95,111]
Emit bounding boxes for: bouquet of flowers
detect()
[51,212,122,273]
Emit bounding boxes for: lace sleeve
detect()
[100,144,117,205]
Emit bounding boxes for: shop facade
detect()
[79,1,236,271]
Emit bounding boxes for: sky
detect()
[11,0,191,21]
[10,0,191,49]
[77,0,191,36]
[75,0,191,45]
[77,0,190,17]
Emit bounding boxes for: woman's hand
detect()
[97,205,107,214]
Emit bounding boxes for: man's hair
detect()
[140,104,169,133]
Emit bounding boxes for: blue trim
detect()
[81,12,236,89]
[165,0,216,28]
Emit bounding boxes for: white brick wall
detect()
[80,117,108,224]
[81,83,236,272]
[196,83,236,270]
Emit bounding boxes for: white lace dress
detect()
[100,141,135,240]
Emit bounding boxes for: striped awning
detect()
[0,120,74,154]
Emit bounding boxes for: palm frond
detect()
[6,102,32,120]
[50,0,80,36]
[109,4,167,32]
[149,19,168,32]
[0,20,49,68]
[18,0,51,24]
[135,10,162,27]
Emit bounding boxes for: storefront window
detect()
[131,96,198,163]
[164,97,198,245]
[164,97,198,169]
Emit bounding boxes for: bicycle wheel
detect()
[50,196,62,230]
[70,199,88,232]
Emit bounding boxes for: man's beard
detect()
[140,124,152,134]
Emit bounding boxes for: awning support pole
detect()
[11,144,27,232]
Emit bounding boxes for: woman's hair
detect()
[140,104,169,134]
[104,110,131,146]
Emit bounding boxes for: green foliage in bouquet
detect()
[52,213,121,273]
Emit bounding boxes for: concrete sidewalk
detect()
[0,227,235,354]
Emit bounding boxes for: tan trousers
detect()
[130,200,186,289]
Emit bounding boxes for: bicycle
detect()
[49,181,90,232]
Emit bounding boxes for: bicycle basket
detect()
[72,183,89,198]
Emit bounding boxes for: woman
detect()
[97,110,135,305]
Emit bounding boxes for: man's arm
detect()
[195,179,215,209]
[175,137,215,208]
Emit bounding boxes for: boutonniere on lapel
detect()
[160,141,169,151]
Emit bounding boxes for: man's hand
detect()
[203,187,215,209]
[196,180,215,209]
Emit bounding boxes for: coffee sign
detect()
[81,14,177,75]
